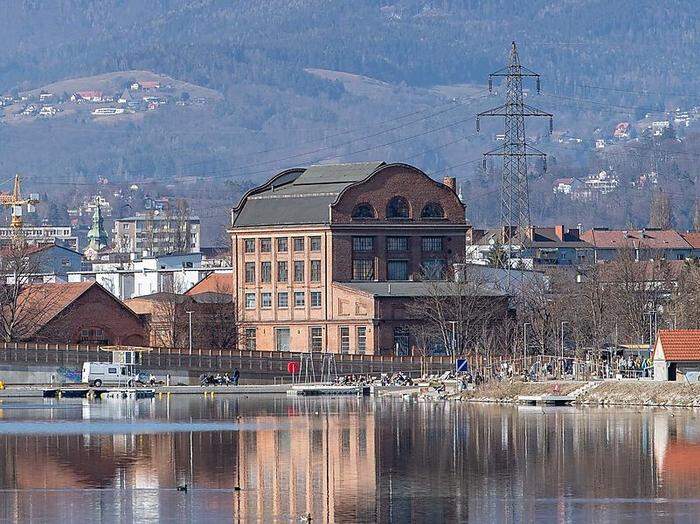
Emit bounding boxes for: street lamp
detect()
[560,321,569,360]
[523,322,531,370]
[186,310,194,353]
[448,321,458,356]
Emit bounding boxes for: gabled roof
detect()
[655,330,700,361]
[231,162,385,227]
[582,229,692,250]
[681,232,700,249]
[15,281,135,338]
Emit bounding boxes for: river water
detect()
[0,396,699,523]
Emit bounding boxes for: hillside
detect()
[0,1,699,234]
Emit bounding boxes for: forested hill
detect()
[1,1,700,235]
[1,1,698,100]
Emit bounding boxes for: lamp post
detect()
[448,321,458,356]
[523,322,531,373]
[560,321,569,378]
[186,310,194,354]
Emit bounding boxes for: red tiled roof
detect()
[185,272,233,295]
[656,330,700,361]
[681,232,700,249]
[15,281,95,338]
[581,229,692,250]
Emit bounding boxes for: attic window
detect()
[421,202,444,219]
[352,203,376,219]
[386,197,410,219]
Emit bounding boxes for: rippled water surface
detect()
[1,396,700,523]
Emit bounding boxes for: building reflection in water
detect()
[1,398,700,522]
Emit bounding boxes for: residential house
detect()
[113,213,201,258]
[71,91,103,103]
[230,161,482,355]
[680,232,700,258]
[613,122,630,139]
[581,228,693,262]
[2,244,83,284]
[552,177,582,195]
[467,225,592,267]
[653,330,700,382]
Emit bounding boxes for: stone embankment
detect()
[455,380,700,407]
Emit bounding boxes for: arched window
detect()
[351,203,376,219]
[421,202,445,219]
[386,197,410,219]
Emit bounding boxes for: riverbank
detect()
[456,379,700,408]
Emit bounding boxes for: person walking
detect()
[232,367,240,386]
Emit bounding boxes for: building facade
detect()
[230,161,469,355]
[113,214,201,258]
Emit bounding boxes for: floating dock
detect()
[287,384,371,396]
[43,387,155,399]
[517,394,576,406]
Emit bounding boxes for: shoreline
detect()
[455,380,700,408]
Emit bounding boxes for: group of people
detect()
[200,368,240,386]
[614,355,653,378]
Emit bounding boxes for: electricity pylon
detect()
[477,42,552,273]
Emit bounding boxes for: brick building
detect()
[16,281,145,345]
[229,161,476,355]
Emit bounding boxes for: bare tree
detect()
[0,242,46,342]
[405,263,509,357]
[649,189,672,229]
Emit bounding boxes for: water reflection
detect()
[1,398,700,522]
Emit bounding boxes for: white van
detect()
[82,362,138,387]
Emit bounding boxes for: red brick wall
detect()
[35,286,145,345]
[330,164,467,282]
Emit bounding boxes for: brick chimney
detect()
[555,225,565,241]
[443,176,457,192]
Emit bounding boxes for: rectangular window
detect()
[352,259,374,280]
[245,328,256,351]
[293,237,305,251]
[357,326,367,354]
[294,260,305,282]
[277,237,288,252]
[277,261,288,282]
[340,326,350,353]
[260,238,271,252]
[394,327,410,356]
[260,261,272,283]
[352,236,373,252]
[310,260,321,282]
[294,291,305,307]
[310,327,323,352]
[422,236,443,252]
[387,260,409,280]
[278,292,289,308]
[387,236,408,252]
[310,291,322,308]
[244,262,255,283]
[275,327,290,352]
[310,236,321,251]
[245,293,256,309]
[261,292,272,308]
[244,238,255,253]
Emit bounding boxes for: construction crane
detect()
[0,174,39,233]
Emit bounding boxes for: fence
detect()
[0,342,454,380]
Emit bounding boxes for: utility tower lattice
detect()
[476,42,552,268]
